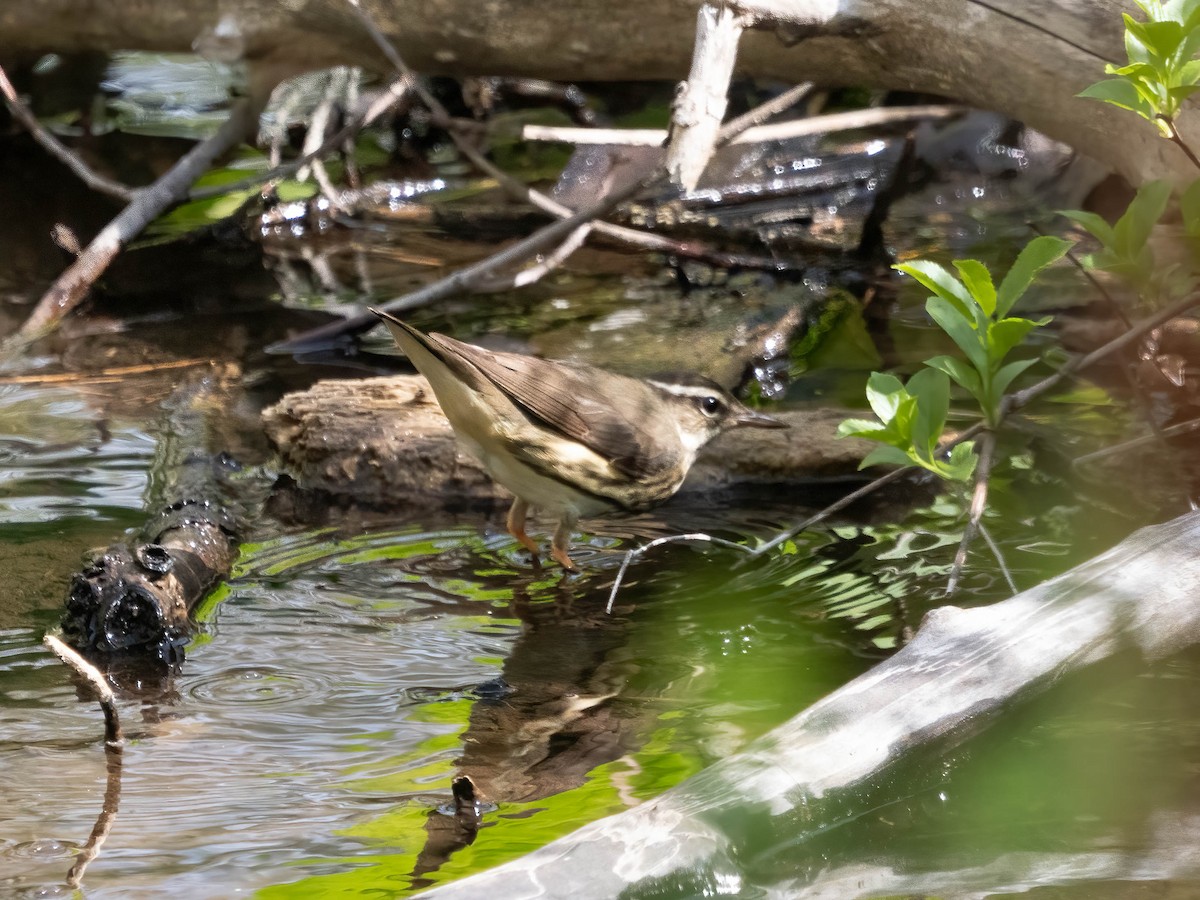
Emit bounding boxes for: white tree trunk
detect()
[419,510,1200,898]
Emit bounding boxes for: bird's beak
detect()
[733,407,788,429]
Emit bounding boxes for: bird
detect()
[370,308,787,570]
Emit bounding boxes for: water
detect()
[3,57,1200,899]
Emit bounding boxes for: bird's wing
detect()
[428,332,671,480]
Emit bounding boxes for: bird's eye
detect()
[699,396,722,417]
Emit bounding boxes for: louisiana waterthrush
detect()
[371,308,786,570]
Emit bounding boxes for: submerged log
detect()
[418,509,1200,898]
[60,470,240,663]
[59,371,244,665]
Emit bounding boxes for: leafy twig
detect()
[667,292,1200,588]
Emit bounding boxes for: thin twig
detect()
[749,466,912,558]
[1045,220,1198,508]
[0,63,134,202]
[43,634,122,745]
[1074,414,1200,465]
[978,521,1018,595]
[605,533,756,613]
[66,739,123,889]
[1160,114,1200,173]
[1007,291,1200,412]
[41,635,125,890]
[945,429,996,597]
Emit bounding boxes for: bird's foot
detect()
[550,542,579,573]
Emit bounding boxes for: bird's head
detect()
[647,374,787,454]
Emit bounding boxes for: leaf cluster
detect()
[1080,0,1200,134]
[839,237,1072,482]
[895,236,1073,427]
[1062,179,1200,302]
[837,370,977,481]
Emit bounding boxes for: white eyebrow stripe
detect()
[646,379,720,399]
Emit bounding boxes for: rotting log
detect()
[260,374,872,509]
[416,509,1200,899]
[0,1,1188,187]
[59,370,244,665]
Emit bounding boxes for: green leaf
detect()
[907,368,950,461]
[864,372,905,422]
[925,354,985,401]
[859,444,915,471]
[1181,179,1200,236]
[1182,0,1200,28]
[836,418,889,439]
[952,259,997,316]
[991,357,1040,397]
[988,317,1044,365]
[995,235,1074,317]
[1114,179,1172,261]
[1060,209,1116,247]
[1124,14,1156,64]
[1179,41,1200,77]
[894,260,972,315]
[1167,84,1200,105]
[1127,18,1185,59]
[939,442,979,482]
[1078,78,1156,118]
[927,296,988,372]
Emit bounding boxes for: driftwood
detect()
[59,372,244,665]
[417,510,1200,898]
[261,374,872,510]
[0,1,1189,187]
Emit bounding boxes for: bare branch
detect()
[978,521,1018,595]
[0,63,134,202]
[606,533,757,613]
[945,429,996,597]
[6,97,259,354]
[524,105,964,147]
[667,2,745,190]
